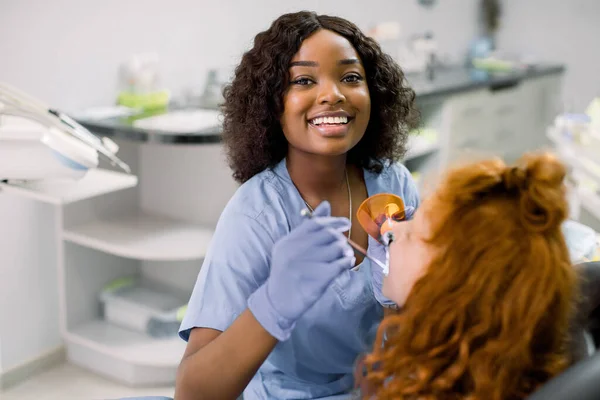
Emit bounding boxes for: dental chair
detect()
[526,346,600,400]
[524,261,600,400]
[569,261,600,363]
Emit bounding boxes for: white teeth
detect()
[310,116,349,125]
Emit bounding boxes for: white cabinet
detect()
[486,81,528,160]
[443,89,491,162]
[442,73,563,165]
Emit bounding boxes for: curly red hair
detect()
[359,152,578,400]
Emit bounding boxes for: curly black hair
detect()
[222,11,419,183]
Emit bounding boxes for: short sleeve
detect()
[393,163,421,210]
[179,209,275,341]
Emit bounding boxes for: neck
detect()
[287,149,348,202]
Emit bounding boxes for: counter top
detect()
[77,64,565,144]
[76,110,223,145]
[407,63,565,100]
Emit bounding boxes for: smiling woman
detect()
[174,11,421,400]
[221,13,419,185]
[281,29,371,158]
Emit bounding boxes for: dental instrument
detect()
[300,207,388,272]
[301,193,413,275]
[0,82,131,182]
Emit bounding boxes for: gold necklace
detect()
[303,169,352,239]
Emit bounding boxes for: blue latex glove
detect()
[368,206,415,307]
[248,201,355,341]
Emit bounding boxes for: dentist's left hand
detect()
[368,206,415,308]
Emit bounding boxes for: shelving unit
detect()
[1,148,217,386]
[54,162,214,386]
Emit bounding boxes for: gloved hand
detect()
[248,201,355,341]
[368,206,415,308]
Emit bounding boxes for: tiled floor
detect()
[1,362,174,400]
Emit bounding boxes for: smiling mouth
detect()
[308,116,352,126]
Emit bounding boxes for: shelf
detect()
[65,320,185,386]
[63,212,213,261]
[0,168,138,205]
[66,320,185,367]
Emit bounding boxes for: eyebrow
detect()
[289,58,360,67]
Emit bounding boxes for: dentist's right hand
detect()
[248,201,355,341]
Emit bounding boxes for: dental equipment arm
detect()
[0,82,130,176]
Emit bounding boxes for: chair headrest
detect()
[527,350,600,400]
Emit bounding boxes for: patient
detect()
[357,152,578,400]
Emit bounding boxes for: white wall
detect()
[0,0,480,373]
[496,0,600,112]
[0,0,480,111]
[0,196,61,372]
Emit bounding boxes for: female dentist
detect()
[175,11,420,400]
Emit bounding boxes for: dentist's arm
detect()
[175,202,354,400]
[175,312,277,400]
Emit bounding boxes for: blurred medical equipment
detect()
[100,276,188,339]
[117,53,170,111]
[562,220,600,264]
[552,98,600,150]
[197,69,227,109]
[547,97,600,235]
[0,82,131,182]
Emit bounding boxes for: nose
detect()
[317,80,345,105]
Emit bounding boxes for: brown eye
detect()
[291,77,314,86]
[342,74,363,83]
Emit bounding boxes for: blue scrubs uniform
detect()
[179,159,420,399]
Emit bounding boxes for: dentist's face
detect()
[383,202,435,306]
[280,29,371,157]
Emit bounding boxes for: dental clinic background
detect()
[1,0,599,397]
